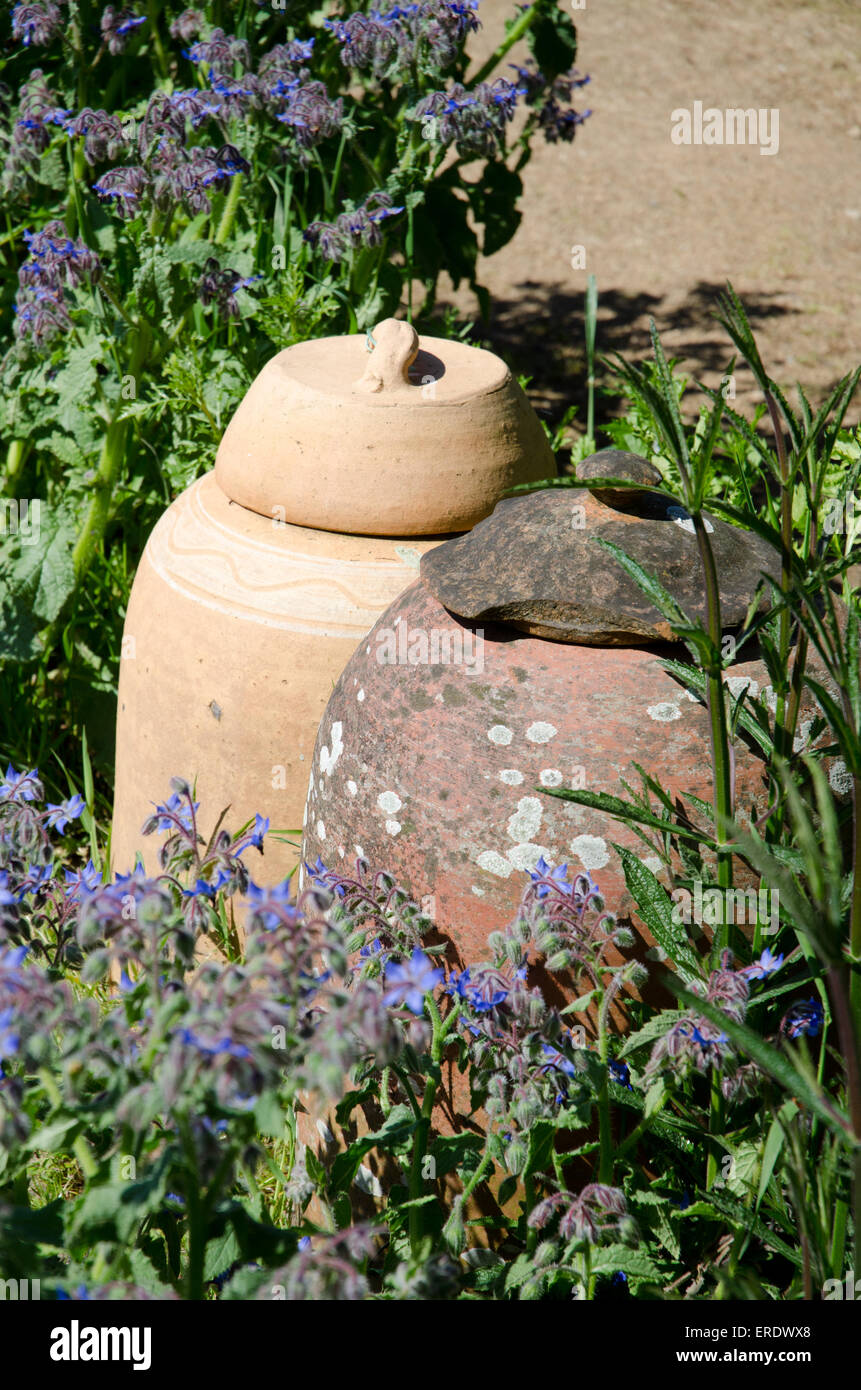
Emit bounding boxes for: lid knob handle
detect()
[353,317,419,394]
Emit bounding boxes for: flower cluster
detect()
[304,192,404,262]
[100,6,145,55]
[529,1182,634,1246]
[2,70,69,191]
[13,220,103,344]
[509,60,592,142]
[326,0,480,82]
[413,77,524,156]
[197,255,260,320]
[644,949,773,1088]
[169,8,204,44]
[11,2,64,48]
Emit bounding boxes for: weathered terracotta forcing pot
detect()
[300,454,800,984]
[111,319,555,880]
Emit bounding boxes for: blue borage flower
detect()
[608,1058,633,1090]
[244,879,298,930]
[383,948,444,1014]
[44,794,85,835]
[0,1007,21,1073]
[0,764,41,804]
[62,859,101,900]
[741,947,784,981]
[781,997,825,1039]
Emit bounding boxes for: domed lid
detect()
[214,318,555,537]
[419,449,780,646]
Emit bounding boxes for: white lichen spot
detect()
[337,845,345,859]
[377,790,403,815]
[394,545,423,570]
[354,844,364,858]
[725,675,760,701]
[507,843,552,872]
[347,780,358,797]
[476,850,514,878]
[316,1119,335,1146]
[793,718,814,753]
[540,769,563,787]
[316,819,326,840]
[385,819,402,836]
[647,701,682,722]
[643,855,664,876]
[499,769,524,785]
[569,834,610,870]
[319,720,344,776]
[829,759,853,798]
[526,721,558,743]
[761,685,778,714]
[354,1165,383,1198]
[487,724,513,746]
[507,796,543,842]
[357,688,365,703]
[471,886,486,897]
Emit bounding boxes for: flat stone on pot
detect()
[419,457,779,646]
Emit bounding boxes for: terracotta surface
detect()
[300,578,820,993]
[110,472,445,880]
[420,461,780,645]
[214,317,556,536]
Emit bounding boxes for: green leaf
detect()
[254,1090,287,1139]
[618,847,704,983]
[24,1117,80,1153]
[327,1106,415,1194]
[470,161,522,257]
[542,786,712,845]
[588,1242,662,1290]
[756,1101,796,1212]
[618,1009,689,1060]
[68,1163,172,1245]
[428,1132,483,1179]
[203,1228,242,1283]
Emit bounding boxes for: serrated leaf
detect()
[618,847,704,982]
[620,1017,687,1056]
[588,1242,662,1290]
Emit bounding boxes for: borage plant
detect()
[0,0,592,786]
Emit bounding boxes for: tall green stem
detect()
[468,4,539,87]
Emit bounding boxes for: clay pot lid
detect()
[214,318,555,536]
[419,448,780,646]
[259,317,510,404]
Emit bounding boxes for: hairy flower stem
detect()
[146,0,171,80]
[215,175,243,247]
[71,328,149,584]
[2,438,29,497]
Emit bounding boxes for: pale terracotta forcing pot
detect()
[111,320,556,879]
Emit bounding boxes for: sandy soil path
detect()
[446,0,860,431]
